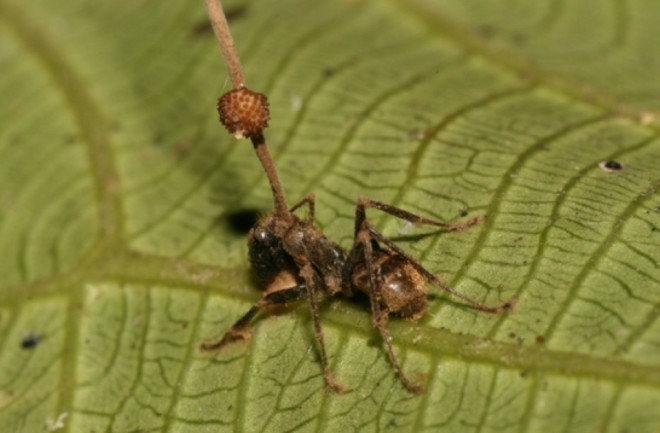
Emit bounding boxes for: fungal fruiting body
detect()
[217,87,270,139]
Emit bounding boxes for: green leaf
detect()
[1,0,659,432]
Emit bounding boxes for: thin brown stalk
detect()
[204,0,290,217]
[251,134,291,220]
[203,0,246,88]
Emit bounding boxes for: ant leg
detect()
[289,193,316,222]
[355,197,484,235]
[354,198,509,313]
[356,226,424,393]
[364,222,510,313]
[201,284,308,351]
[298,263,347,393]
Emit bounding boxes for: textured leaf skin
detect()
[0,0,659,432]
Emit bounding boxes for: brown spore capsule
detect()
[217,87,269,139]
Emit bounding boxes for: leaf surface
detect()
[0,0,659,432]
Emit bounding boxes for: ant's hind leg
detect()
[355,226,424,393]
[364,223,510,314]
[200,284,307,351]
[355,197,484,234]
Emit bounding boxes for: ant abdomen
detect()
[351,251,428,320]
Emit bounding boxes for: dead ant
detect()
[200,0,511,393]
[201,126,510,394]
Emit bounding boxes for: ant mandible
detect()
[200,0,511,393]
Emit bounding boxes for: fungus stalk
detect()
[204,0,245,88]
[204,0,290,219]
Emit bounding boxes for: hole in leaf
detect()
[598,160,624,172]
[21,333,41,350]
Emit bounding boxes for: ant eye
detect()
[217,87,270,139]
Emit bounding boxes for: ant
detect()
[200,93,511,393]
[201,0,511,393]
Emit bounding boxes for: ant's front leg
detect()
[200,284,308,351]
[289,194,316,222]
[354,197,484,237]
[298,262,347,393]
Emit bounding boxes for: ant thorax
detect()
[248,211,348,297]
[281,221,347,297]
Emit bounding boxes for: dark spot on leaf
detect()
[511,32,527,46]
[152,133,164,146]
[459,209,469,217]
[224,5,248,21]
[477,24,495,38]
[225,209,260,234]
[508,332,516,338]
[598,160,624,172]
[322,67,336,78]
[535,335,546,344]
[174,139,194,158]
[21,333,41,349]
[190,20,213,37]
[604,160,623,170]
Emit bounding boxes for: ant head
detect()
[248,213,297,284]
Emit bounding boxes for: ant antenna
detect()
[204,0,291,221]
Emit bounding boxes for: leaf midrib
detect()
[9,252,660,391]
